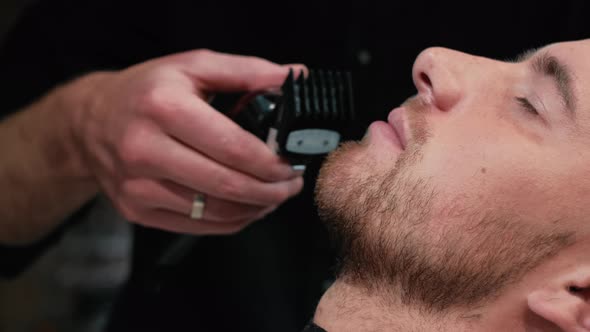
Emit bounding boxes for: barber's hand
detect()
[71,50,305,235]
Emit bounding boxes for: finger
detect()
[120,178,273,222]
[132,132,304,206]
[283,63,309,78]
[152,92,296,182]
[257,204,279,219]
[178,49,308,92]
[131,208,257,236]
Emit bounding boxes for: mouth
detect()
[387,107,408,150]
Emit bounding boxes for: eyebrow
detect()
[515,49,577,116]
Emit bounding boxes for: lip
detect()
[387,107,408,150]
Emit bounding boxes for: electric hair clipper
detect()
[226,69,355,169]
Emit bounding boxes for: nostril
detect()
[420,72,432,88]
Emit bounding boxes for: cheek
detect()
[410,125,561,220]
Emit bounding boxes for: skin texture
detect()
[0,50,305,245]
[314,39,590,331]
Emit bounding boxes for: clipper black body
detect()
[229,69,355,166]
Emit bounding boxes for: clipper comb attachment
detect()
[229,69,355,166]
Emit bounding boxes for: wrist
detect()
[54,71,114,181]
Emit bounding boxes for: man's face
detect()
[315,39,590,312]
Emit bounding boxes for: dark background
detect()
[0,0,32,41]
[1,1,590,332]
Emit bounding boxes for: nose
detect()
[412,47,470,112]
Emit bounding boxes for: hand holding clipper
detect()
[154,67,355,268]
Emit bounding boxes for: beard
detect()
[314,98,574,313]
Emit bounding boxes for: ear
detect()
[528,267,590,332]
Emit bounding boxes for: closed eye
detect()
[516,97,539,116]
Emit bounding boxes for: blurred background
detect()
[0,3,134,332]
[0,5,135,329]
[0,0,31,41]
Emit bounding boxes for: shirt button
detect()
[357,49,372,66]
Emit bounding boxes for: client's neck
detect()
[313,280,532,332]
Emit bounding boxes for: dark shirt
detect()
[1,1,590,331]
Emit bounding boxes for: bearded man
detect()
[311,38,590,332]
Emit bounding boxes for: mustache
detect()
[402,95,431,146]
[402,95,429,112]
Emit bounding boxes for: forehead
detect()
[543,39,590,71]
[543,39,590,55]
[542,40,590,116]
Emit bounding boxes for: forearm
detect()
[0,75,103,245]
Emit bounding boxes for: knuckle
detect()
[137,87,178,120]
[195,48,214,57]
[136,87,161,113]
[272,186,291,203]
[217,178,245,199]
[119,125,153,169]
[178,49,215,68]
[120,179,147,201]
[223,139,249,163]
[186,49,215,64]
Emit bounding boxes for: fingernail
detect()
[283,64,308,77]
[292,164,306,177]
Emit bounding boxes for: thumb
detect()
[179,49,307,92]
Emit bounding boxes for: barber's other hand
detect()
[70,50,305,235]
